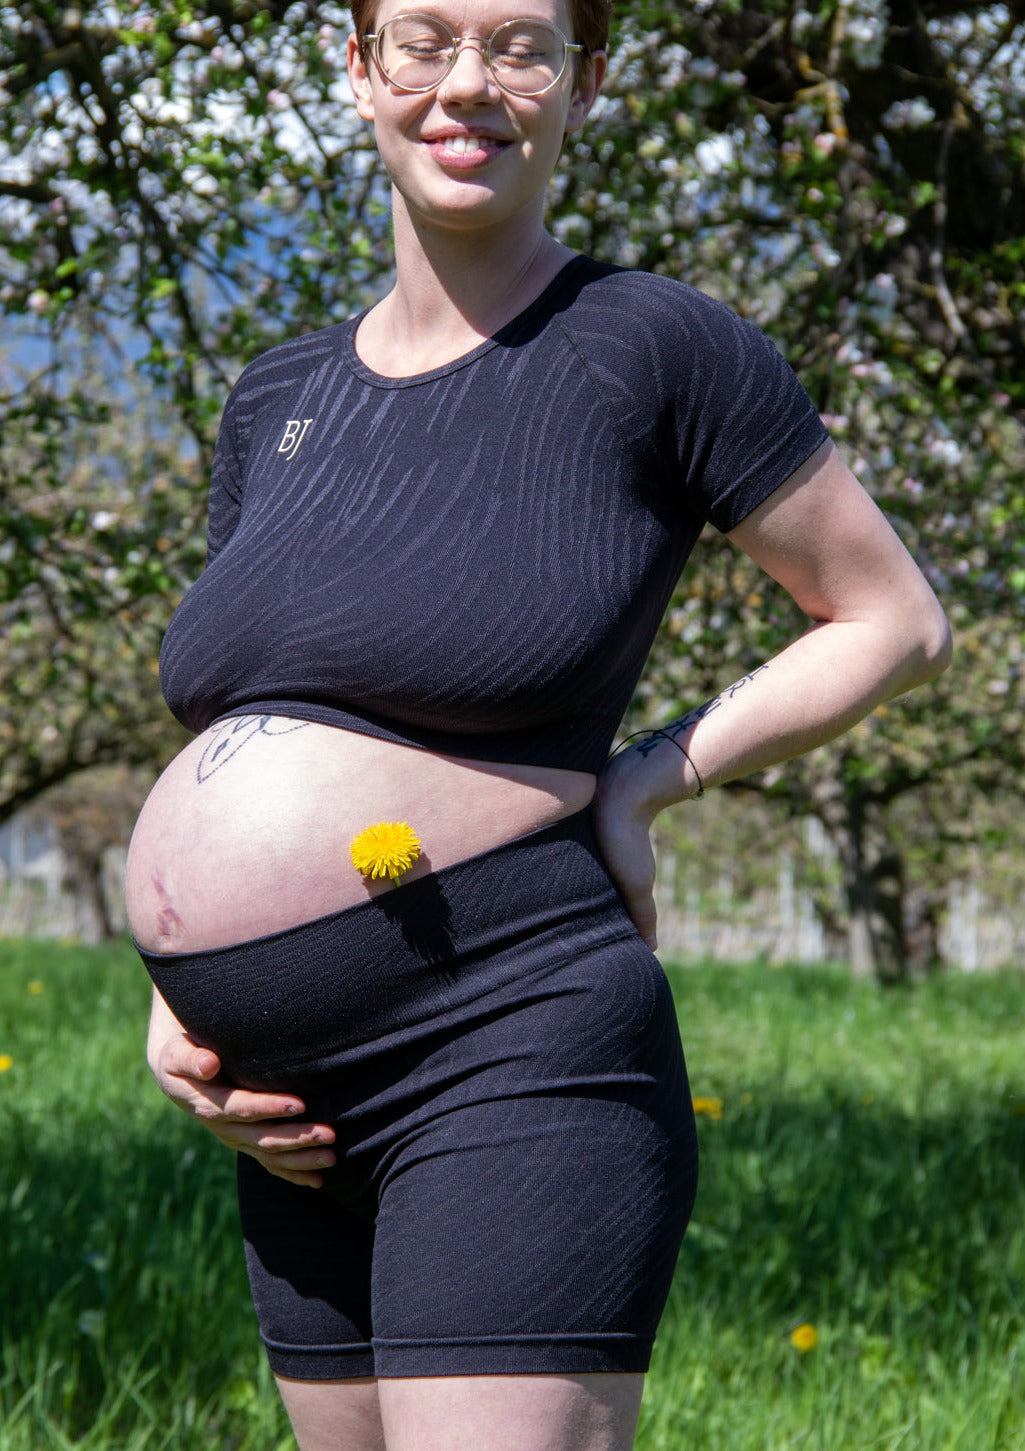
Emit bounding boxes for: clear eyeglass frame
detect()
[363,14,585,98]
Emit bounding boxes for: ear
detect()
[347,32,376,122]
[565,49,607,133]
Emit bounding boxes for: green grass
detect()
[645,963,1025,1451]
[1,941,1023,1449]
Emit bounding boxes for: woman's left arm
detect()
[592,440,953,948]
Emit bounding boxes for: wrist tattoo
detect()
[609,665,770,795]
[672,665,770,731]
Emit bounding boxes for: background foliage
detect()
[1,1,1023,977]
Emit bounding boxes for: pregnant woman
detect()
[126,2,952,1448]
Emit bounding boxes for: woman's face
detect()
[347,0,605,239]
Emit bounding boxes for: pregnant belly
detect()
[125,716,595,954]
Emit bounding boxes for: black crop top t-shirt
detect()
[159,257,828,774]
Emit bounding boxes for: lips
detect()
[422,131,512,167]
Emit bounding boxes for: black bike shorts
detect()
[140,809,698,1380]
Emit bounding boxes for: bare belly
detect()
[125,716,596,953]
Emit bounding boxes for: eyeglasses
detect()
[364,14,585,97]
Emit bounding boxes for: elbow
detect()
[929,614,954,678]
[906,600,954,687]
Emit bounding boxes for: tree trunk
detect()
[62,844,117,943]
[811,777,910,983]
[905,885,948,975]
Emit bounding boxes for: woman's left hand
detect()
[591,754,662,950]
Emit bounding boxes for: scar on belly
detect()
[153,878,186,944]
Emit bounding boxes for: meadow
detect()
[1,938,1022,1450]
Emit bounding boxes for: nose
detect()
[438,38,499,101]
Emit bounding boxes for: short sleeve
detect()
[557,268,830,535]
[664,295,829,532]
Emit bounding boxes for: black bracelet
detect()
[653,729,705,799]
[608,728,705,799]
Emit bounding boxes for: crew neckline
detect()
[343,254,593,390]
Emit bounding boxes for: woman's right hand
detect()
[148,988,336,1188]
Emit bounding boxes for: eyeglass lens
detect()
[375,16,570,95]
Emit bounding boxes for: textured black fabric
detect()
[138,811,698,1379]
[158,256,828,772]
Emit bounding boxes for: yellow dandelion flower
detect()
[740,1091,753,1105]
[790,1322,818,1353]
[0,1055,13,1073]
[27,980,44,996]
[350,821,422,885]
[692,1096,724,1120]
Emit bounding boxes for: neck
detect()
[382,191,573,350]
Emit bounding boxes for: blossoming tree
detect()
[2,0,1023,974]
[567,0,1025,977]
[1,0,384,813]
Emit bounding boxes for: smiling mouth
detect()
[427,135,511,161]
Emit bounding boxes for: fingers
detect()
[192,1098,339,1187]
[241,1139,336,1184]
[153,1032,222,1088]
[148,1017,337,1187]
[198,1113,335,1156]
[246,1160,332,1189]
[627,891,659,952]
[236,1128,336,1177]
[176,1041,222,1082]
[590,815,660,950]
[193,1080,309,1123]
[609,864,658,948]
[228,1121,338,1189]
[155,1035,307,1123]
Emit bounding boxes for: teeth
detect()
[446,136,480,154]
